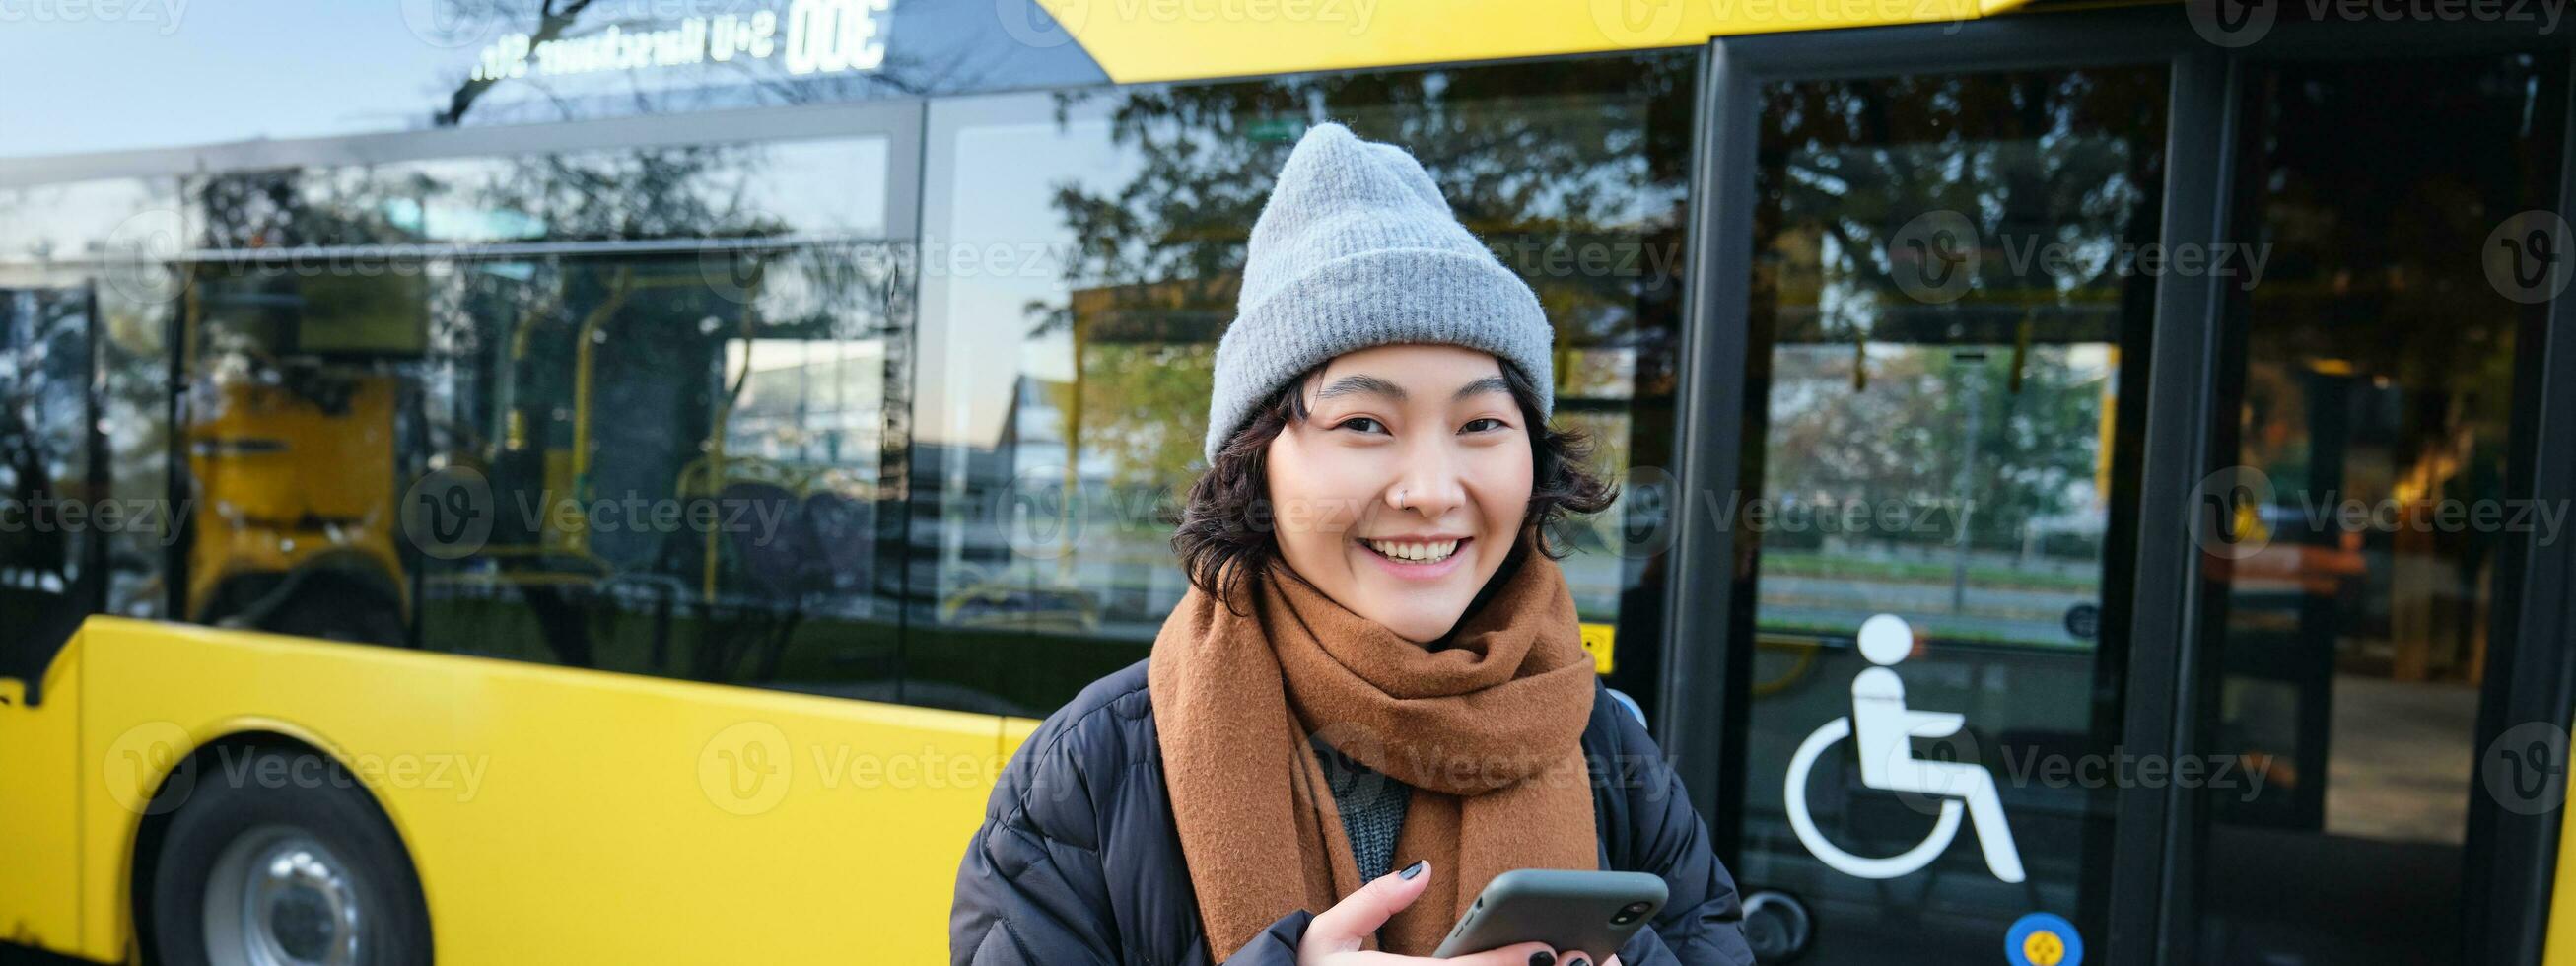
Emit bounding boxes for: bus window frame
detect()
[0,280,108,706]
[1685,10,2576,966]
[0,98,929,699]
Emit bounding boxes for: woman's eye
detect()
[1464,418,1507,433]
[1336,417,1386,434]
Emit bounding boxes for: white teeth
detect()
[1363,538,1458,562]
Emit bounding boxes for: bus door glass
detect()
[1725,63,2168,961]
[2189,51,2564,966]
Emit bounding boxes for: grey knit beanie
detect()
[1203,121,1554,464]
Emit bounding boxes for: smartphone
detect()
[1430,869,1668,961]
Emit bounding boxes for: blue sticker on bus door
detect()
[2005,912,2081,966]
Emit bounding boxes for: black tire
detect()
[147,746,431,966]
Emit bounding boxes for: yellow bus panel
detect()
[30,617,1006,964]
[1043,0,2031,85]
[0,663,85,953]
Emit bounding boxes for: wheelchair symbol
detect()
[1783,614,2026,883]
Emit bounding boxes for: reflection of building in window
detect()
[724,338,886,481]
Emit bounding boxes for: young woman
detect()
[950,121,1756,966]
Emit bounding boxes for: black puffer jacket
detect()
[950,658,1758,965]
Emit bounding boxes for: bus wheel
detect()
[148,746,431,966]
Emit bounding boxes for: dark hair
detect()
[1169,358,1618,613]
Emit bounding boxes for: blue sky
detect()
[2,2,490,158]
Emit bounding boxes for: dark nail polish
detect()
[1567,959,1589,966]
[1528,953,1556,966]
[1399,859,1427,880]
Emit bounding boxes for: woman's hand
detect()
[1295,861,1621,966]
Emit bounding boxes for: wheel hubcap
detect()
[203,825,366,966]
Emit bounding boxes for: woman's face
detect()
[1264,343,1535,644]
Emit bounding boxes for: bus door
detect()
[1675,14,2576,966]
[2169,37,2568,966]
[0,280,102,696]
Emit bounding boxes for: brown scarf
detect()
[1149,543,1599,960]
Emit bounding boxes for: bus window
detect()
[174,136,909,700]
[411,245,906,697]
[1734,65,2168,961]
[0,280,96,687]
[911,55,1696,719]
[177,247,424,645]
[0,177,181,625]
[2193,52,2564,966]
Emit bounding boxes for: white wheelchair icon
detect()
[1784,613,2027,883]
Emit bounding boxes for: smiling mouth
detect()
[1358,536,1470,564]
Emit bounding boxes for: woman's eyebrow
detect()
[1315,374,1406,401]
[1314,374,1512,403]
[1450,375,1511,401]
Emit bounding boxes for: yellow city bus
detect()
[4,1,2576,964]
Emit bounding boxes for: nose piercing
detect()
[1393,488,1408,508]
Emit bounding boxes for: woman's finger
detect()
[1307,859,1433,950]
[1436,940,1562,966]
